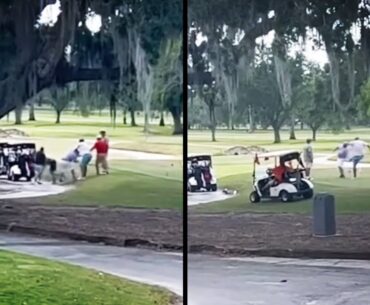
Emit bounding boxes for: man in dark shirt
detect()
[33,147,46,184]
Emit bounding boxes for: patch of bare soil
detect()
[0,201,182,251]
[188,212,370,259]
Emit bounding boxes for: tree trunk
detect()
[123,109,127,125]
[56,110,61,124]
[273,126,281,144]
[28,104,36,121]
[159,111,165,126]
[289,116,296,140]
[300,121,304,130]
[144,112,149,133]
[209,106,216,142]
[14,103,23,125]
[312,128,317,141]
[169,107,182,135]
[248,105,255,133]
[130,108,137,126]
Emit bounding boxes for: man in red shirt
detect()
[272,164,286,184]
[91,136,109,175]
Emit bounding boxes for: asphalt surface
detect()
[0,233,182,296]
[187,190,236,206]
[189,255,370,305]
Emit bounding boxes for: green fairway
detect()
[0,109,182,156]
[0,250,173,305]
[188,128,370,155]
[36,159,182,209]
[189,128,370,214]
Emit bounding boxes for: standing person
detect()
[348,137,370,178]
[334,143,349,178]
[76,139,92,180]
[91,136,109,175]
[33,147,46,184]
[99,130,109,173]
[100,130,109,144]
[302,139,314,179]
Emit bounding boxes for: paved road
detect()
[0,233,182,296]
[189,255,370,305]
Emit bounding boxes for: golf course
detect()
[0,109,183,305]
[188,128,370,214]
[0,109,182,209]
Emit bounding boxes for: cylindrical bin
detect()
[313,193,336,236]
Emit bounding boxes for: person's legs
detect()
[102,154,108,174]
[95,154,103,175]
[305,162,312,178]
[80,153,92,178]
[351,155,363,178]
[337,158,345,178]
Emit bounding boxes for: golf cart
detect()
[249,150,314,203]
[187,155,217,192]
[0,143,10,177]
[7,143,36,182]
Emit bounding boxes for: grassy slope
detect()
[40,168,182,209]
[189,129,370,214]
[0,250,173,305]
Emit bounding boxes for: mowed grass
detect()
[0,110,182,209]
[188,128,370,155]
[189,128,370,214]
[40,166,182,209]
[0,250,173,305]
[0,109,182,156]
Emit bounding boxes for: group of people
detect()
[302,137,369,179]
[32,130,110,184]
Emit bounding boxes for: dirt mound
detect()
[224,145,268,156]
[0,128,28,138]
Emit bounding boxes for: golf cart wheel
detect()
[211,184,217,192]
[303,189,314,199]
[250,191,261,203]
[188,185,197,192]
[280,190,292,203]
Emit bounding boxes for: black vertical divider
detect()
[182,0,189,303]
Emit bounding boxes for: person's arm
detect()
[90,143,96,152]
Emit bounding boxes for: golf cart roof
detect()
[10,143,36,149]
[188,155,212,162]
[258,150,301,162]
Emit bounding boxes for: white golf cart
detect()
[249,150,314,203]
[187,155,217,192]
[7,143,36,182]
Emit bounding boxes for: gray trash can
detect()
[313,193,336,236]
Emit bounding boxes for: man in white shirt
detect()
[348,137,370,178]
[76,139,92,179]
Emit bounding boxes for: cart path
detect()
[187,190,237,206]
[0,181,73,199]
[189,254,370,305]
[0,233,182,296]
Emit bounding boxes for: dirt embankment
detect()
[188,212,370,259]
[0,201,183,251]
